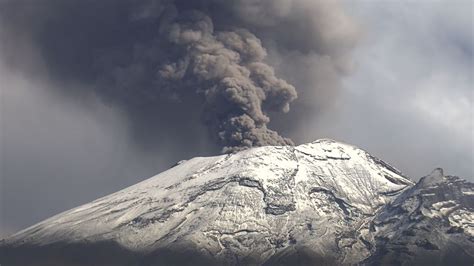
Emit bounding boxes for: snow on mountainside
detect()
[365,168,474,265]
[1,139,472,266]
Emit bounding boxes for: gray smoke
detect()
[108,9,297,152]
[0,0,359,153]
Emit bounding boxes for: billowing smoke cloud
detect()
[0,0,359,153]
[101,8,297,152]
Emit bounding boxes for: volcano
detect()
[1,139,473,265]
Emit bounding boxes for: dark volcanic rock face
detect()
[365,168,474,265]
[1,141,473,265]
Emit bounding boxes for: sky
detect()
[1,0,472,238]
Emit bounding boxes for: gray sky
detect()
[320,0,473,179]
[1,0,473,238]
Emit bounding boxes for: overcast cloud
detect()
[1,0,472,238]
[311,0,473,179]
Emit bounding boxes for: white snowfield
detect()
[2,139,473,265]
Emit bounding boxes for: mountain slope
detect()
[1,139,472,266]
[365,168,474,265]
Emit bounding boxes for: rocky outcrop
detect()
[365,168,474,265]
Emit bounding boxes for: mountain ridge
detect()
[1,139,472,265]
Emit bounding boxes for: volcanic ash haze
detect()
[0,0,359,152]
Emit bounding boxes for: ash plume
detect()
[105,9,297,152]
[0,0,359,153]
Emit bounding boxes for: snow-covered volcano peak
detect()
[1,140,472,266]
